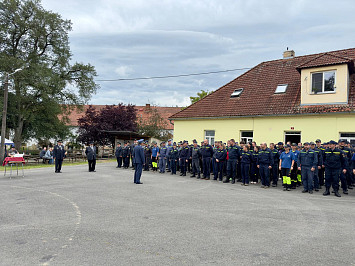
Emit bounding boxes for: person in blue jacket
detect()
[151,142,159,172]
[53,140,67,173]
[279,144,295,191]
[133,139,145,184]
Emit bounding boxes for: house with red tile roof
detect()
[66,103,180,136]
[169,48,355,144]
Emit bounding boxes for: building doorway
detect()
[340,133,355,145]
[285,131,301,144]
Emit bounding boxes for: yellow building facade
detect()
[173,113,355,144]
[170,48,355,145]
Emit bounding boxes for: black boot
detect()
[323,187,330,196]
[223,177,230,183]
[197,174,200,179]
[334,190,341,197]
[231,178,235,184]
[190,174,196,178]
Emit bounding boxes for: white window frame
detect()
[231,88,243,98]
[204,130,215,145]
[240,131,253,143]
[274,84,288,94]
[311,70,336,94]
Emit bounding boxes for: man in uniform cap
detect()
[298,142,317,194]
[133,139,145,184]
[158,141,168,173]
[190,139,201,178]
[85,141,97,172]
[179,140,189,176]
[166,139,173,172]
[115,142,123,168]
[53,140,67,173]
[322,140,347,197]
[338,139,352,194]
[310,142,323,191]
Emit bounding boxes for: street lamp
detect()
[0,68,23,161]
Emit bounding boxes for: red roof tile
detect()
[64,105,181,130]
[170,48,355,119]
[296,52,353,70]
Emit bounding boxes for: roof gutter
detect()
[169,111,355,121]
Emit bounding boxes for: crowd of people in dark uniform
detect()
[115,138,355,197]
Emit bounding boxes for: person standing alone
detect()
[53,140,66,173]
[85,141,97,172]
[133,139,145,184]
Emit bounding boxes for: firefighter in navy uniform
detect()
[322,140,347,197]
[169,142,179,175]
[214,142,227,181]
[190,140,201,178]
[298,142,317,194]
[179,140,189,176]
[338,139,351,194]
[143,142,152,171]
[257,143,273,188]
[270,143,280,187]
[225,139,240,184]
[310,142,323,192]
[316,139,325,188]
[290,143,300,189]
[200,139,214,180]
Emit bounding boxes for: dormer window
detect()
[231,88,243,98]
[275,84,288,94]
[311,71,336,94]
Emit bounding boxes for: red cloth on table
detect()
[2,157,25,166]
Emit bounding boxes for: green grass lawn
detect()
[0,159,116,171]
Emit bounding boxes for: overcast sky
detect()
[41,0,355,107]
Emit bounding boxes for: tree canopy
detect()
[0,0,99,148]
[137,105,172,141]
[189,90,213,105]
[77,104,137,147]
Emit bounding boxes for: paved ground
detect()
[0,162,354,266]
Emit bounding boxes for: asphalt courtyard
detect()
[1,162,354,266]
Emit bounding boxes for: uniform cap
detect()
[117,142,121,145]
[315,139,321,143]
[173,142,177,146]
[137,139,144,144]
[303,142,310,145]
[329,140,338,145]
[193,139,197,144]
[183,140,188,144]
[57,139,63,143]
[277,142,284,145]
[285,144,291,148]
[291,143,297,146]
[310,142,315,145]
[168,139,173,142]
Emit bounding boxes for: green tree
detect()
[190,90,212,104]
[0,0,99,149]
[137,105,172,141]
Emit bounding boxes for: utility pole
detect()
[0,69,22,162]
[0,73,9,162]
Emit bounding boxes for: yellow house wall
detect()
[173,114,355,144]
[300,64,349,105]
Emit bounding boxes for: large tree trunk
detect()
[13,116,24,151]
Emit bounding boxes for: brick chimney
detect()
[283,48,295,59]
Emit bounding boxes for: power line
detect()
[96,67,251,82]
